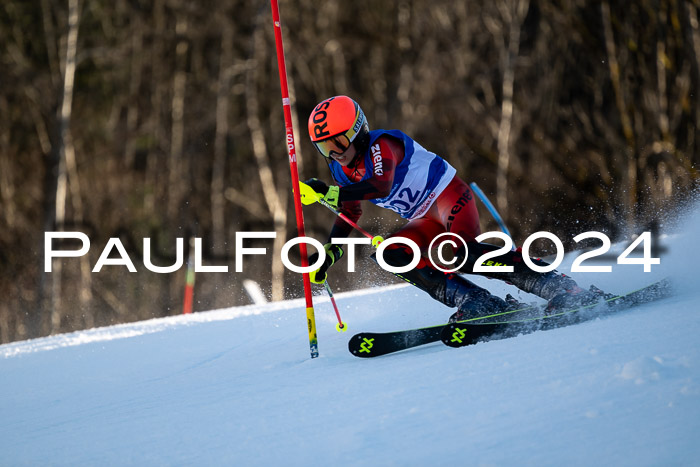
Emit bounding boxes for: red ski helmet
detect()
[308,96,370,158]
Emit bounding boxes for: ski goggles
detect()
[312,133,353,159]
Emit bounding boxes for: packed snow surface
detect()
[2,211,700,465]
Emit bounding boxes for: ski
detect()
[348,324,445,358]
[441,278,673,348]
[348,278,672,358]
[347,302,541,358]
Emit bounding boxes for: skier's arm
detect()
[301,136,402,207]
[308,200,361,283]
[326,136,400,238]
[338,136,403,202]
[327,200,362,242]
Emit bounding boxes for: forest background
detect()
[1,0,698,344]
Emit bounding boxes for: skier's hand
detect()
[303,178,328,195]
[302,178,340,210]
[308,243,343,284]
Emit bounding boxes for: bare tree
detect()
[124,14,144,169]
[212,16,234,257]
[244,16,287,302]
[168,11,189,220]
[601,1,637,230]
[486,0,530,219]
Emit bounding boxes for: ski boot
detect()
[545,284,614,314]
[371,245,527,323]
[449,293,526,323]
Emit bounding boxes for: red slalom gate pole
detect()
[270,0,318,358]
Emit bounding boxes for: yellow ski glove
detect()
[300,178,340,210]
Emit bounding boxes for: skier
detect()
[303,95,604,321]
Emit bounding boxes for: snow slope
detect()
[2,213,700,466]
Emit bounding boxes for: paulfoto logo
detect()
[44,230,661,275]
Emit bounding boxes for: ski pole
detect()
[469,182,515,251]
[323,280,348,332]
[298,181,384,247]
